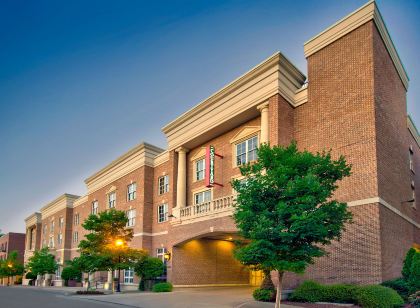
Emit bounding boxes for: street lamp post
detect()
[7,263,13,286]
[115,239,124,293]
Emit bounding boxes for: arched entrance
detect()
[170,232,250,286]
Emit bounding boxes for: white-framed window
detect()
[73,231,79,243]
[74,213,80,225]
[48,236,54,248]
[108,191,116,208]
[56,263,61,279]
[158,203,168,223]
[156,248,167,262]
[57,233,63,246]
[196,159,205,181]
[194,190,211,205]
[123,268,134,284]
[43,224,47,235]
[127,183,137,201]
[126,209,136,227]
[236,136,258,166]
[59,217,64,229]
[158,175,169,195]
[50,221,55,233]
[91,201,99,215]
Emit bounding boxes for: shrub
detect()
[61,266,82,284]
[253,288,275,302]
[289,280,324,302]
[408,290,420,307]
[409,252,420,293]
[25,272,37,280]
[289,281,357,303]
[354,285,404,308]
[402,248,416,279]
[152,282,173,292]
[381,278,410,300]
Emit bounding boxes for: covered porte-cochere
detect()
[169,231,263,287]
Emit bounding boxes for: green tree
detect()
[232,142,352,308]
[0,251,24,284]
[402,248,416,279]
[61,260,82,285]
[26,247,58,276]
[78,209,147,290]
[134,256,164,290]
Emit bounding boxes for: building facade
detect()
[0,232,26,285]
[24,1,419,289]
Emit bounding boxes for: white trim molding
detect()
[40,194,80,219]
[348,197,419,228]
[133,231,168,237]
[408,116,420,148]
[304,0,409,90]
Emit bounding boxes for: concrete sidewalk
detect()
[71,286,301,308]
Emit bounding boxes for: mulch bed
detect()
[282,301,360,308]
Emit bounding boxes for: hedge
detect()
[381,278,410,300]
[152,282,173,292]
[289,281,404,308]
[253,288,276,302]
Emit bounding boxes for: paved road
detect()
[0,286,300,308]
[0,286,120,308]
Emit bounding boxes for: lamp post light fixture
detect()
[164,252,171,262]
[7,263,13,286]
[114,239,124,293]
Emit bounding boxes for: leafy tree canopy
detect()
[0,250,24,278]
[232,142,352,307]
[26,247,57,276]
[78,209,147,272]
[134,256,164,280]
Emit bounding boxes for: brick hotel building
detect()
[24,1,419,289]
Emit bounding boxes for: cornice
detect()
[153,151,169,167]
[73,195,88,208]
[408,115,420,148]
[162,52,306,151]
[304,0,408,90]
[84,142,164,193]
[25,212,42,227]
[40,194,79,220]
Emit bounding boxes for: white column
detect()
[176,147,188,208]
[257,102,270,144]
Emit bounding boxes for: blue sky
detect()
[0,0,419,233]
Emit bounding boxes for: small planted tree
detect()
[232,142,352,308]
[61,260,82,286]
[78,209,147,291]
[0,251,24,285]
[26,247,58,278]
[134,256,164,290]
[402,248,416,279]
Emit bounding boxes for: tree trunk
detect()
[275,270,284,308]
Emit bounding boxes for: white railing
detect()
[179,194,236,220]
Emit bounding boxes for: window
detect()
[158,175,169,195]
[156,248,168,277]
[123,268,134,284]
[195,159,205,181]
[43,224,47,235]
[57,233,63,246]
[194,190,211,205]
[56,263,61,279]
[126,209,136,227]
[156,248,167,262]
[108,191,116,208]
[50,221,55,233]
[74,213,80,225]
[48,236,54,248]
[42,239,47,247]
[236,136,258,166]
[127,183,137,201]
[410,146,415,173]
[91,201,99,215]
[73,231,79,243]
[59,217,64,229]
[158,203,168,223]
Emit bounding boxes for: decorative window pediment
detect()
[230,126,260,144]
[106,185,117,193]
[190,147,206,161]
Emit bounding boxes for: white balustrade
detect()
[179,194,236,220]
